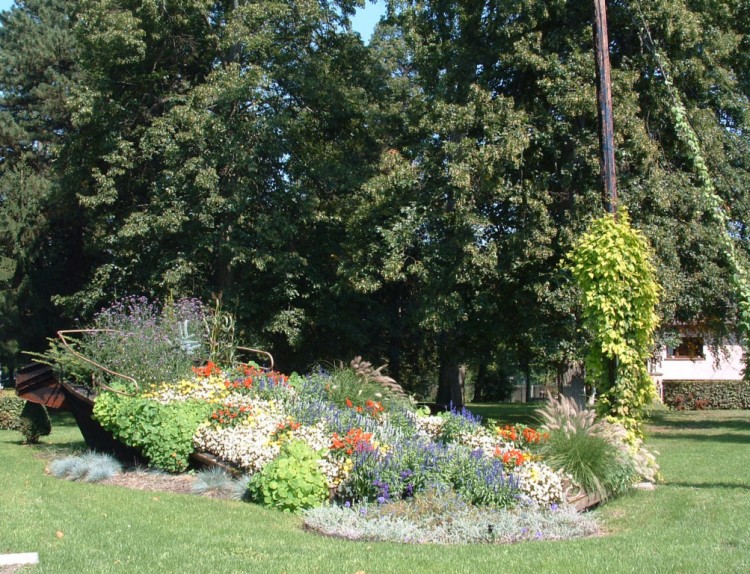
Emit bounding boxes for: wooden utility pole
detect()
[592,0,618,392]
[592,0,617,214]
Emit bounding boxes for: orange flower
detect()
[499,448,527,467]
[192,361,221,377]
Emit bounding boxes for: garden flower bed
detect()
[89,362,655,514]
[31,297,658,544]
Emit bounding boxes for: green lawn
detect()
[1,406,748,574]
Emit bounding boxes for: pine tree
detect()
[0,0,83,370]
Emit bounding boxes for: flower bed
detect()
[35,297,658,544]
[89,361,655,518]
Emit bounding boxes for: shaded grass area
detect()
[1,408,748,573]
[465,402,539,425]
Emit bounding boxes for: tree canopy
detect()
[1,0,748,396]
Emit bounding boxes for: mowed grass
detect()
[1,406,749,574]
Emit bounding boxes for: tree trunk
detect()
[557,361,586,410]
[472,362,488,402]
[436,344,465,409]
[523,361,532,403]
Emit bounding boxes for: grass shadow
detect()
[0,436,28,447]
[37,439,89,452]
[466,403,540,425]
[654,432,750,444]
[647,411,750,433]
[47,410,80,427]
[668,481,750,492]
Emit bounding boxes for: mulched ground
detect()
[100,470,197,494]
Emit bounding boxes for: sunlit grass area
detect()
[1,406,748,573]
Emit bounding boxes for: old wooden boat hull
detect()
[14,363,225,470]
[14,363,69,410]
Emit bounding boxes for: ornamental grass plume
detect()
[536,394,598,437]
[535,396,642,499]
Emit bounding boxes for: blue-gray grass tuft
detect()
[49,451,122,482]
[192,467,247,500]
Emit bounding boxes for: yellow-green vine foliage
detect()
[568,209,661,439]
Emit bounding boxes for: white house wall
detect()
[655,344,745,381]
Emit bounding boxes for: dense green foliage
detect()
[0,0,83,370]
[567,210,660,436]
[0,394,51,443]
[2,0,750,399]
[663,380,750,410]
[247,440,329,513]
[93,391,212,472]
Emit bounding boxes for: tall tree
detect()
[339,3,544,406]
[58,0,385,370]
[0,0,83,370]
[340,0,750,401]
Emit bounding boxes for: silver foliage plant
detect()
[48,451,122,482]
[303,492,600,545]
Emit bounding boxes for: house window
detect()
[667,337,705,359]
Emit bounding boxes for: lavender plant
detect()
[37,296,237,388]
[435,404,484,443]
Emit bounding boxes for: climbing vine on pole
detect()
[665,89,750,352]
[568,209,661,439]
[630,1,750,375]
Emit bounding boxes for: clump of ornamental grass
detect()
[192,467,247,500]
[302,488,600,545]
[49,450,122,482]
[539,428,635,499]
[535,396,639,499]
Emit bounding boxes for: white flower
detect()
[514,461,566,506]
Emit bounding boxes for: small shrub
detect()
[247,440,329,513]
[49,451,122,482]
[93,391,213,472]
[662,380,750,410]
[0,396,51,443]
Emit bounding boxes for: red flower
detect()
[192,361,221,377]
